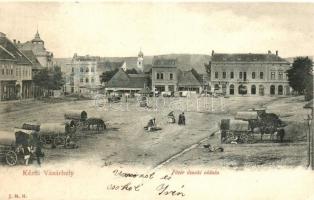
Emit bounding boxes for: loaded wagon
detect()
[39,123,70,146]
[220,119,254,144]
[0,130,36,166]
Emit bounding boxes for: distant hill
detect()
[54,54,211,74]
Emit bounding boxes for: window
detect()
[243,72,247,81]
[222,72,226,79]
[91,78,95,83]
[80,78,83,83]
[214,84,219,91]
[271,72,275,80]
[252,72,256,79]
[230,72,234,79]
[229,84,234,95]
[215,72,218,79]
[260,72,264,79]
[72,67,74,73]
[91,67,95,72]
[270,85,275,95]
[170,73,173,80]
[278,85,283,95]
[85,78,89,83]
[86,67,89,73]
[259,85,265,96]
[156,73,160,79]
[1,69,4,75]
[278,71,283,80]
[160,73,164,80]
[251,85,256,95]
[11,69,13,75]
[239,72,243,79]
[80,67,84,72]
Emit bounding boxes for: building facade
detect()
[16,30,54,68]
[66,54,101,94]
[0,32,33,101]
[151,58,178,92]
[210,50,291,96]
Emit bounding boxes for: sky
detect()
[0,2,313,58]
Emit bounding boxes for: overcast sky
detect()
[0,2,313,58]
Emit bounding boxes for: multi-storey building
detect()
[151,57,178,92]
[66,54,128,95]
[67,54,101,94]
[0,32,33,101]
[209,50,291,96]
[151,57,203,94]
[16,30,54,68]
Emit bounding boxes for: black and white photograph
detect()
[0,1,313,200]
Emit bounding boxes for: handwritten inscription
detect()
[156,184,185,197]
[107,182,144,191]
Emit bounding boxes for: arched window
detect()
[259,85,265,96]
[251,85,256,95]
[229,84,234,95]
[270,85,275,95]
[86,67,89,72]
[278,85,283,95]
[214,84,219,91]
[238,85,247,95]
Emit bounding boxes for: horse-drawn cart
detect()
[220,119,254,144]
[39,123,70,146]
[0,130,37,166]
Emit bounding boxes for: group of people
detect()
[146,111,186,131]
[16,132,44,166]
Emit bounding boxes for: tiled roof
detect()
[178,69,202,86]
[0,36,32,65]
[106,69,148,89]
[152,57,177,68]
[212,53,289,63]
[21,50,42,70]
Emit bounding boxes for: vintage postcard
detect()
[0,1,313,200]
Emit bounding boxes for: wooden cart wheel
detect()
[240,133,249,143]
[5,150,18,166]
[53,136,65,146]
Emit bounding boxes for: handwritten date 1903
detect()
[156,184,185,197]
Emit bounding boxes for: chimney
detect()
[211,50,215,56]
[268,50,271,54]
[276,50,278,56]
[13,39,16,44]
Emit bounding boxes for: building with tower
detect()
[16,30,54,68]
[137,49,144,72]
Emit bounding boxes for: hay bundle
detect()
[22,123,40,131]
[235,111,258,121]
[40,123,66,135]
[64,110,87,121]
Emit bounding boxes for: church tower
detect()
[137,49,144,72]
